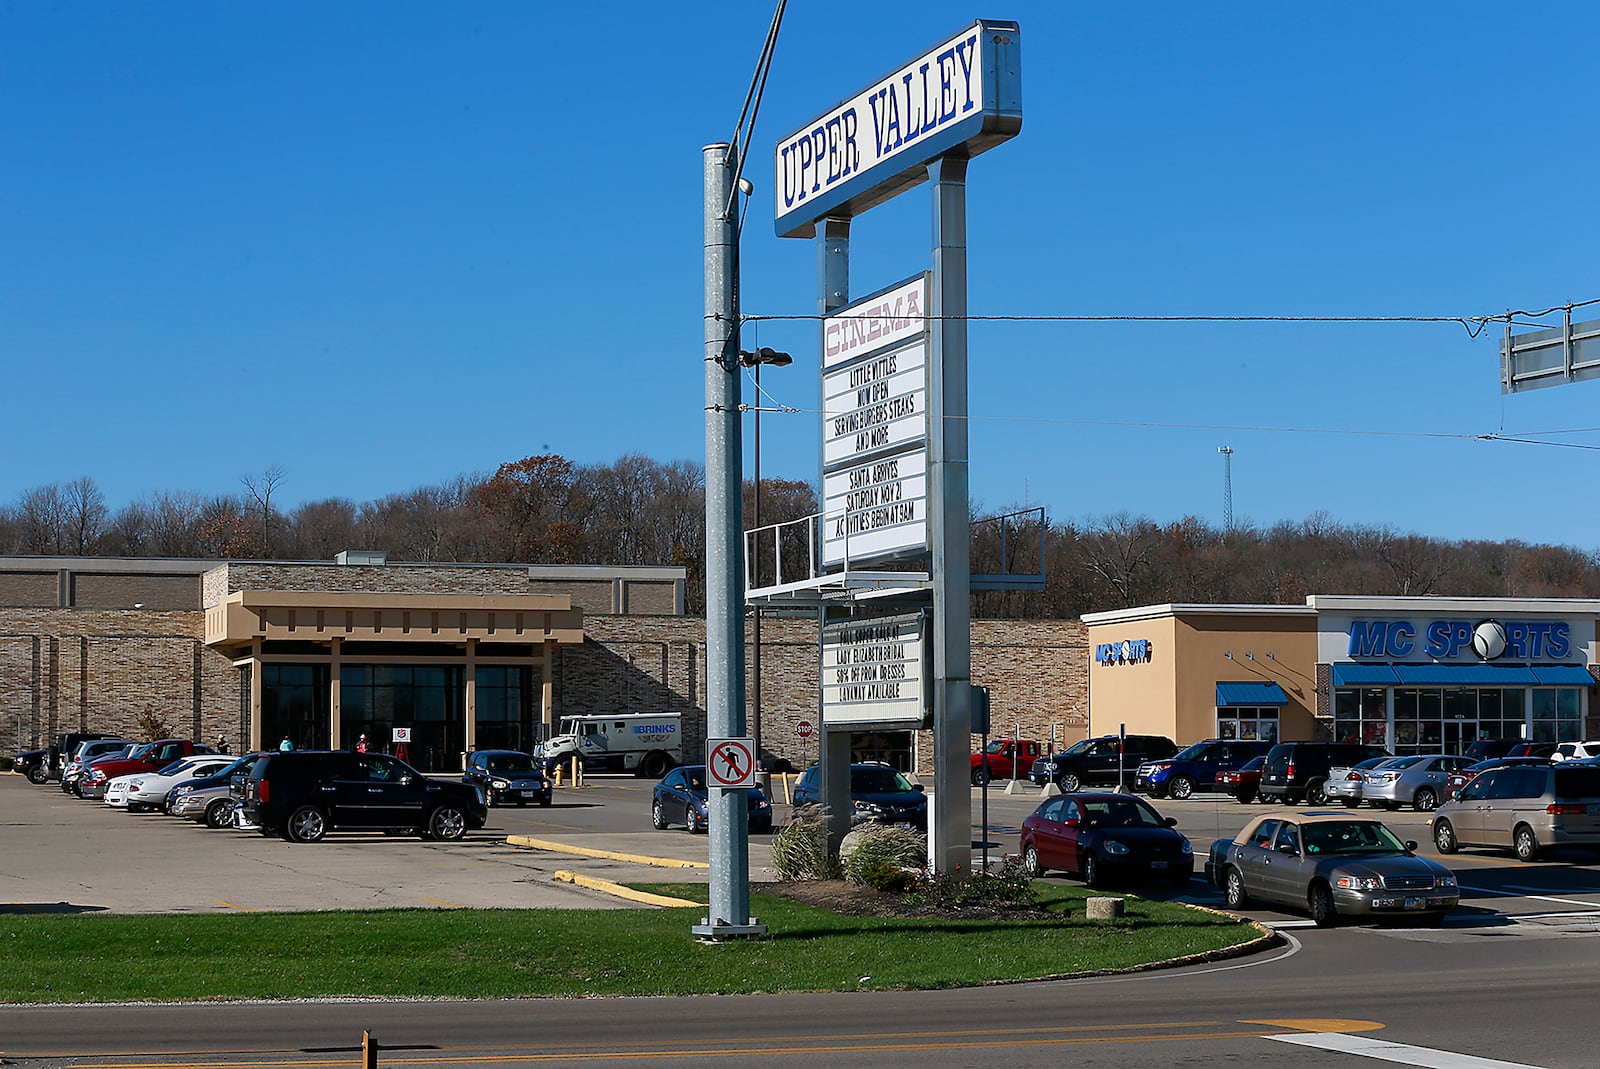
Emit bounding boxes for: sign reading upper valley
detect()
[773,20,1022,239]
[822,275,929,469]
[821,613,928,727]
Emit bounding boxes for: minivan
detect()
[1431,763,1600,861]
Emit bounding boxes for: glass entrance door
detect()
[1442,719,1478,756]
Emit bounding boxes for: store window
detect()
[475,666,538,753]
[262,664,330,751]
[1217,706,1279,742]
[1532,688,1583,744]
[340,665,464,772]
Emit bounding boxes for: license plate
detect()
[1405,896,1426,909]
[520,790,539,798]
[1150,860,1167,870]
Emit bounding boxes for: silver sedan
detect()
[1363,754,1474,812]
[1323,757,1398,808]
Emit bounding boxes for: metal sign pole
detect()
[696,142,761,939]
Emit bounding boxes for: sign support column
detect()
[928,154,973,876]
[818,215,855,853]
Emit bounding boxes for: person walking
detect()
[356,733,368,754]
[279,735,293,752]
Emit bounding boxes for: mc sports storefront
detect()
[1083,596,1600,755]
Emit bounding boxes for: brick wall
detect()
[72,573,201,611]
[207,563,531,606]
[0,572,58,609]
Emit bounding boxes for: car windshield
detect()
[156,759,191,776]
[1060,739,1094,756]
[852,766,914,792]
[983,740,1008,754]
[1172,742,1208,761]
[486,754,537,775]
[1301,821,1408,855]
[1081,798,1166,828]
[1352,757,1392,771]
[130,743,156,759]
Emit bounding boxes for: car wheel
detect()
[1059,772,1082,793]
[426,804,468,842]
[1432,819,1459,854]
[1224,867,1250,909]
[1081,853,1101,888]
[284,805,327,843]
[1305,780,1329,806]
[972,765,990,787]
[1309,881,1339,927]
[539,794,552,808]
[1413,788,1438,812]
[1023,844,1044,878]
[71,781,84,798]
[1234,791,1255,805]
[26,764,48,785]
[1168,776,1194,801]
[204,799,232,829]
[651,799,670,830]
[685,807,704,834]
[1514,824,1541,862]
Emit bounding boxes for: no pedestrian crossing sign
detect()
[706,738,757,789]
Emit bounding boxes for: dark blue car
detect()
[1134,739,1272,799]
[792,762,927,830]
[651,765,773,834]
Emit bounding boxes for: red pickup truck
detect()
[971,739,1044,785]
[78,739,212,800]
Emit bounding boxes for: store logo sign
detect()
[1347,618,1570,660]
[1095,638,1153,666]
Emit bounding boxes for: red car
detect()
[1443,756,1553,799]
[78,739,211,800]
[1215,756,1265,804]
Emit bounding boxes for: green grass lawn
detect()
[0,884,1263,1003]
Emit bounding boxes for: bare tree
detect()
[61,476,108,554]
[241,464,288,557]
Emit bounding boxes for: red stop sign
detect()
[796,720,814,739]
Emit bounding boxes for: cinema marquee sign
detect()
[773,20,1022,239]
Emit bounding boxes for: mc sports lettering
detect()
[778,33,979,216]
[1095,639,1153,666]
[1346,619,1571,660]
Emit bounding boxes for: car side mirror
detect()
[1164,816,1178,827]
[1278,843,1297,854]
[1404,840,1418,852]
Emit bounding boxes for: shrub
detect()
[902,856,1039,911]
[770,810,842,881]
[842,825,925,893]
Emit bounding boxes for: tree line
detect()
[2,458,1596,617]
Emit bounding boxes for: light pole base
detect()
[692,917,768,941]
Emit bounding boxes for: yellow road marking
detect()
[505,835,708,869]
[216,900,261,912]
[552,870,700,907]
[9,902,42,913]
[1243,1018,1384,1033]
[419,897,463,909]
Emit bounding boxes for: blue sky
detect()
[4,3,1599,549]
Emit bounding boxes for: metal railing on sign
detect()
[743,511,929,607]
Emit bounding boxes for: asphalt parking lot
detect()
[9,770,1600,931]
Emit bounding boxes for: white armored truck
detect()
[541,713,682,778]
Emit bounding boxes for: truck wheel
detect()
[1168,775,1194,800]
[26,763,48,785]
[284,805,327,843]
[1058,772,1082,793]
[972,765,991,787]
[639,753,667,780]
[426,804,468,842]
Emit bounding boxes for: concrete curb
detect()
[506,835,710,870]
[552,870,702,907]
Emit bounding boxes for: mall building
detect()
[1083,595,1600,754]
[1,553,1089,774]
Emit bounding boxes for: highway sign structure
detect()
[1502,312,1600,393]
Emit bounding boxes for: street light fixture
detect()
[738,346,792,776]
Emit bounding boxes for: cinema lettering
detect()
[1346,619,1572,661]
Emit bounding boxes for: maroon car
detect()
[78,739,210,800]
[1444,756,1553,799]
[1215,756,1265,804]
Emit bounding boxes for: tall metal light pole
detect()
[739,345,792,776]
[1218,445,1234,531]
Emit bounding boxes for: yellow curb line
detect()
[553,870,702,907]
[506,835,709,869]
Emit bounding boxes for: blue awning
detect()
[1533,665,1597,686]
[1330,664,1399,686]
[1216,681,1289,707]
[1391,664,1538,685]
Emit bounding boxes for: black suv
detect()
[243,750,488,843]
[1133,738,1273,799]
[1257,741,1392,805]
[13,732,122,784]
[1028,735,1178,792]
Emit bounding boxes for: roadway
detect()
[4,774,1599,1067]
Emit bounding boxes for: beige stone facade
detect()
[1,554,1089,775]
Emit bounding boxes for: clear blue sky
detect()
[5,3,1599,549]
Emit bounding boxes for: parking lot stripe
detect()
[1268,1031,1545,1068]
[505,835,708,869]
[552,870,701,907]
[1460,884,1600,910]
